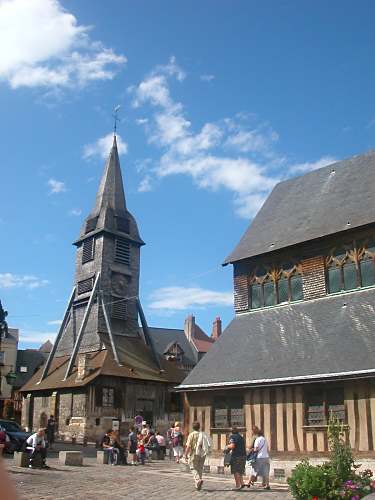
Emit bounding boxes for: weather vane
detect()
[113,105,121,135]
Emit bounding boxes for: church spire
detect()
[93,135,126,216]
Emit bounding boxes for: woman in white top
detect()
[250,427,270,490]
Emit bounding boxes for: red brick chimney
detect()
[212,316,222,340]
[184,314,195,342]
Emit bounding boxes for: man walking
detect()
[184,421,211,491]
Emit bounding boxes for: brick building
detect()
[20,135,215,441]
[178,151,375,456]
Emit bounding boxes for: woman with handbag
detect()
[250,427,270,490]
[227,426,246,490]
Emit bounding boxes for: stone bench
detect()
[14,451,43,468]
[97,450,110,464]
[59,451,83,466]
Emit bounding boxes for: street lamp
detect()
[5,371,17,386]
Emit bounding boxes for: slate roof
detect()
[146,327,197,366]
[15,350,48,389]
[178,288,375,390]
[224,151,375,264]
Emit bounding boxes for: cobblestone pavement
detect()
[6,457,292,500]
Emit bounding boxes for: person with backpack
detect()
[184,421,211,491]
[171,421,184,464]
[128,426,138,465]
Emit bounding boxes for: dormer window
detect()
[249,263,303,310]
[164,342,184,363]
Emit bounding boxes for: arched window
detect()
[249,263,303,310]
[326,240,375,293]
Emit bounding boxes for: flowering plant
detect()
[288,418,375,500]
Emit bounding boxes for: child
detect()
[137,435,146,465]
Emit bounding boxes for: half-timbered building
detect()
[178,151,375,456]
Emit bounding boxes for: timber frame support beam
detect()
[99,291,122,367]
[136,298,163,372]
[38,286,76,384]
[63,272,101,381]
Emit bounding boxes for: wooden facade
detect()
[185,379,375,455]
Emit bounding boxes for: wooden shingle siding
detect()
[301,256,327,299]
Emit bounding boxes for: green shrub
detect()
[287,416,375,499]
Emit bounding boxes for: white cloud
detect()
[131,58,335,220]
[200,74,215,82]
[0,273,49,289]
[0,0,126,90]
[47,319,62,326]
[83,133,128,160]
[130,59,281,218]
[69,208,82,216]
[149,286,233,312]
[19,330,56,345]
[138,175,153,193]
[47,178,66,194]
[289,156,336,174]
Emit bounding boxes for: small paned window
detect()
[360,259,375,287]
[278,277,289,303]
[343,261,357,290]
[263,281,276,307]
[328,266,342,293]
[305,388,345,426]
[20,366,28,373]
[114,238,130,266]
[326,240,375,293]
[290,275,303,301]
[213,397,244,429]
[250,283,262,309]
[78,277,94,295]
[102,387,115,407]
[82,237,95,264]
[249,263,303,310]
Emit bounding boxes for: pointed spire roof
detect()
[75,134,144,245]
[93,135,126,215]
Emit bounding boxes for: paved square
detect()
[5,455,292,499]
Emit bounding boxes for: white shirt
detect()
[26,433,46,449]
[254,436,269,458]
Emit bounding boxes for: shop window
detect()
[213,396,244,429]
[305,387,345,426]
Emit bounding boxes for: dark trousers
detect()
[30,447,47,466]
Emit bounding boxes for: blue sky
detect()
[1,0,375,348]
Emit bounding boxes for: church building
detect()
[179,151,375,456]
[20,135,213,441]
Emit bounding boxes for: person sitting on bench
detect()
[26,428,49,469]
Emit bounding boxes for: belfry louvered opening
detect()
[111,298,128,320]
[78,276,94,295]
[82,237,95,264]
[114,238,130,266]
